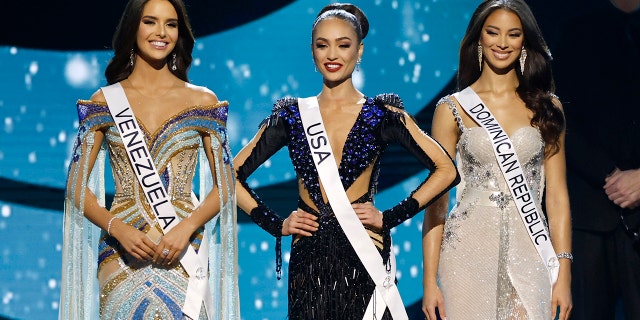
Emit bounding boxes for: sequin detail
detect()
[75,100,229,320]
[241,93,440,319]
[437,96,551,320]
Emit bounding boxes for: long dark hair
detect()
[312,3,369,43]
[104,0,195,84]
[459,0,564,156]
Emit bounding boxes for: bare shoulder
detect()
[89,89,106,103]
[185,83,219,105]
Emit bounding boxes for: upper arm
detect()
[393,107,455,172]
[189,85,219,105]
[90,89,106,103]
[430,102,460,158]
[544,100,570,208]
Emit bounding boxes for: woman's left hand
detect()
[352,202,383,231]
[551,274,573,320]
[153,222,194,267]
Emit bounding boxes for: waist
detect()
[461,189,515,209]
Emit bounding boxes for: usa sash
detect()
[453,87,559,285]
[298,96,408,319]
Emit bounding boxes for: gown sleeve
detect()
[60,101,111,319]
[198,102,241,318]
[234,98,295,278]
[375,94,460,264]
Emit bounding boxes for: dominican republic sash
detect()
[102,83,213,319]
[453,87,559,285]
[298,97,408,319]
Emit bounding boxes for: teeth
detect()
[151,41,167,47]
[495,52,509,59]
[326,64,340,68]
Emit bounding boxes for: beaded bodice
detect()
[441,96,545,201]
[267,95,404,209]
[74,101,231,212]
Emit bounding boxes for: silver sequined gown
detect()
[437,96,551,319]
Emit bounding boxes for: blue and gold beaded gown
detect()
[236,94,458,320]
[60,84,240,320]
[437,95,551,320]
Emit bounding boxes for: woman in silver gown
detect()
[422,1,572,319]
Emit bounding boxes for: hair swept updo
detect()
[312,3,369,43]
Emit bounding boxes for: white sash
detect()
[297,97,408,320]
[453,87,559,285]
[102,83,213,319]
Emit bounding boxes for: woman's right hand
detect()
[423,282,447,320]
[110,219,158,261]
[282,208,319,236]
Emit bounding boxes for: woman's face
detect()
[135,0,179,65]
[312,17,363,84]
[479,8,524,72]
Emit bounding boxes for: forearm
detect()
[547,195,572,277]
[179,186,223,234]
[423,194,448,285]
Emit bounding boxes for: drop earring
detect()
[519,47,527,73]
[171,53,177,71]
[130,49,135,67]
[477,44,483,70]
[356,59,361,72]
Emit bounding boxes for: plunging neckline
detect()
[317,96,367,170]
[132,102,227,139]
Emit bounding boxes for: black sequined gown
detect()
[236,94,458,319]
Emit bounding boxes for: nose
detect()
[497,35,508,49]
[327,45,338,60]
[157,25,166,37]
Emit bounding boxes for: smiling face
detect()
[312,17,363,85]
[135,0,179,65]
[479,8,524,72]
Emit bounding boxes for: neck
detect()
[473,67,519,95]
[319,78,363,103]
[128,58,177,88]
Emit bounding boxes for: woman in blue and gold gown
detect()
[234,3,459,319]
[59,0,239,319]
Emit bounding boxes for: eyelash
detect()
[314,44,351,48]
[485,30,521,38]
[142,20,177,28]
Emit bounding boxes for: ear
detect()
[358,41,364,60]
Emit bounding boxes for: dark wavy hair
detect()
[312,3,369,43]
[104,0,195,84]
[458,0,564,156]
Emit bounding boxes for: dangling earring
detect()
[171,53,177,71]
[356,58,361,72]
[477,44,483,70]
[519,47,527,73]
[130,49,135,67]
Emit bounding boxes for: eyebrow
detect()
[486,25,522,32]
[141,15,178,23]
[315,36,353,42]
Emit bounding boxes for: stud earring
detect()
[477,44,483,71]
[519,47,527,73]
[171,53,177,71]
[130,49,135,67]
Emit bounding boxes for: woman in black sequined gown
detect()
[234,3,459,319]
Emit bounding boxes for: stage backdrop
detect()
[0,1,479,319]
